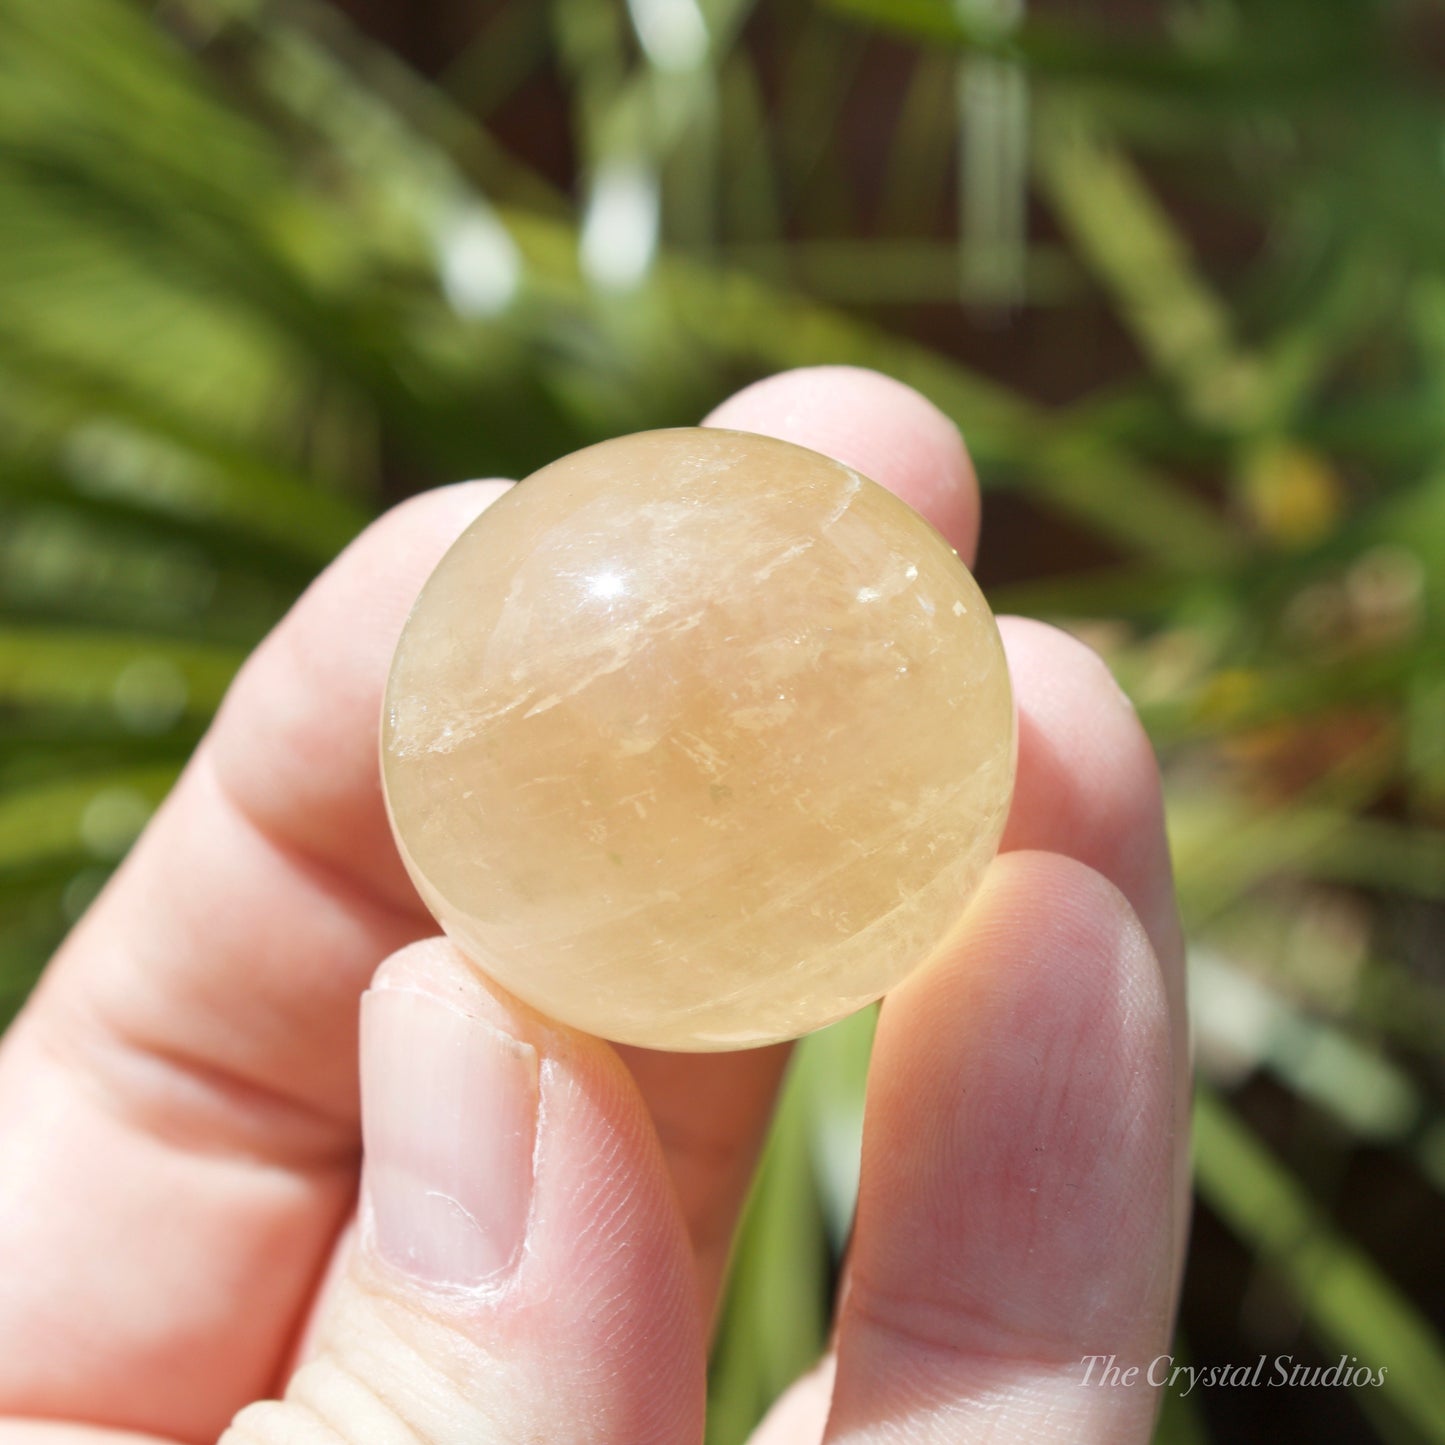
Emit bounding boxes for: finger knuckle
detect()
[223,1357,428,1445]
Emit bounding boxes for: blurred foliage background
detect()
[1,0,1443,1439]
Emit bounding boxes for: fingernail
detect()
[360,987,538,1287]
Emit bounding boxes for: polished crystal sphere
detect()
[382,428,1015,1050]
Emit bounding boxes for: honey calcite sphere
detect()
[382,428,1015,1051]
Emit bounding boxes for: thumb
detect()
[224,938,706,1445]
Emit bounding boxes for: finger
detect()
[749,630,1186,1444]
[705,365,980,565]
[823,851,1177,1444]
[226,939,705,1445]
[998,617,1191,1257]
[613,1042,791,1324]
[0,482,509,1437]
[0,1428,164,1445]
[999,618,1182,966]
[621,364,982,1319]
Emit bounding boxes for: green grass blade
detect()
[0,764,180,874]
[0,626,245,716]
[707,1049,831,1445]
[1193,1089,1445,1445]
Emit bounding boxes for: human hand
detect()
[0,367,1188,1444]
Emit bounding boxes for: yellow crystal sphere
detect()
[382,428,1015,1050]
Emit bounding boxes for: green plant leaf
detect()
[1194,1089,1445,1445]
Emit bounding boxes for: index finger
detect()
[0,480,508,1437]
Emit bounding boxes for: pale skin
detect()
[0,367,1189,1444]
